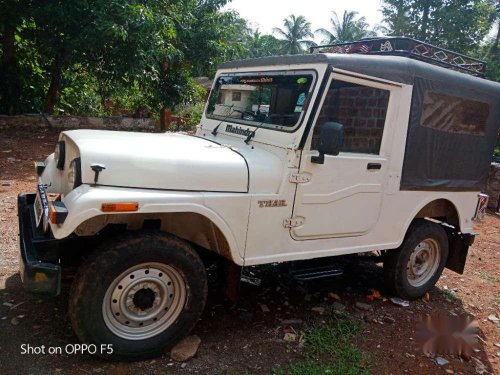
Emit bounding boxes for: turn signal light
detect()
[48,201,68,224]
[101,202,139,212]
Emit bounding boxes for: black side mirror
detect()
[311,122,344,164]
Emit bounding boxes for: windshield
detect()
[206,70,316,130]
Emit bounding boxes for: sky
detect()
[222,0,385,43]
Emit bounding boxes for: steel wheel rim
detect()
[406,238,441,287]
[102,262,186,340]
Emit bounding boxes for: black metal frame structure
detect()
[310,37,486,77]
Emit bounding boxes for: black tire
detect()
[383,220,449,300]
[69,232,207,361]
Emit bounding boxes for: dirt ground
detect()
[0,128,499,375]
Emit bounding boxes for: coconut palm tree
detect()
[315,10,376,44]
[273,15,315,54]
[244,29,283,58]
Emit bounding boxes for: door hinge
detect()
[289,173,311,184]
[283,217,305,228]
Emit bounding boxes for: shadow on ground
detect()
[0,255,495,375]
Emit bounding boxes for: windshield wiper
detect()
[212,105,235,137]
[244,120,267,144]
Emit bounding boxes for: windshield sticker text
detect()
[239,77,273,84]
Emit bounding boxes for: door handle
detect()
[367,163,382,170]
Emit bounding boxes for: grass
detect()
[272,361,343,375]
[442,289,461,304]
[479,271,500,283]
[272,316,369,375]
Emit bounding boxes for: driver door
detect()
[292,72,402,240]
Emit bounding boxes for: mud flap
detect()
[223,261,242,303]
[446,233,475,274]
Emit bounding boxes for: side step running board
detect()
[291,266,343,281]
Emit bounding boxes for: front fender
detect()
[51,185,248,264]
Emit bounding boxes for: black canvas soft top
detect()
[218,54,500,97]
[218,53,500,191]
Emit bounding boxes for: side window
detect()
[420,91,489,136]
[232,92,242,102]
[217,92,225,104]
[312,79,390,155]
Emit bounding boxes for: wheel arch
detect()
[413,198,461,228]
[398,197,462,248]
[71,210,243,265]
[389,197,472,285]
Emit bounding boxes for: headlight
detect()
[54,141,66,170]
[68,158,82,189]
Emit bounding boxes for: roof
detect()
[194,76,213,90]
[310,37,487,77]
[218,54,500,97]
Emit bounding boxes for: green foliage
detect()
[486,58,500,82]
[14,19,48,113]
[57,68,105,116]
[0,0,238,116]
[2,0,499,118]
[272,361,344,375]
[243,30,284,58]
[441,289,461,304]
[305,318,361,357]
[272,317,369,375]
[479,271,500,282]
[169,2,244,77]
[381,0,497,55]
[175,101,206,131]
[316,11,376,44]
[273,15,316,54]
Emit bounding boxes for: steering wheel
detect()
[233,109,256,121]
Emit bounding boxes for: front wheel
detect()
[383,220,449,300]
[69,232,207,361]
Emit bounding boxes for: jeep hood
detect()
[63,130,249,192]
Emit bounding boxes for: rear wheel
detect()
[69,232,207,361]
[384,220,449,300]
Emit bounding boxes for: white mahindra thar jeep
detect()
[17,38,500,360]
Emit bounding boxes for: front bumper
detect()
[18,193,61,295]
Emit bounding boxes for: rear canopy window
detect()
[420,91,489,136]
[206,71,315,129]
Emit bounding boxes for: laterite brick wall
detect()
[486,164,500,211]
[314,86,389,154]
[0,114,159,132]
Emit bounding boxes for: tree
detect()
[32,0,173,114]
[488,0,500,54]
[243,29,284,58]
[273,15,315,54]
[381,0,497,54]
[0,0,30,114]
[381,0,413,35]
[484,1,500,82]
[433,0,496,53]
[0,0,172,115]
[169,3,245,78]
[316,11,376,44]
[0,0,244,115]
